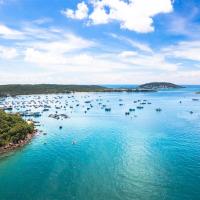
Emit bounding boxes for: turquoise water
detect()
[0,87,200,200]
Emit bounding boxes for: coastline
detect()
[0,130,37,155]
[0,83,186,97]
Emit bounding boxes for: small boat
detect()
[4,106,13,111]
[137,106,144,109]
[72,140,77,145]
[33,112,42,117]
[156,108,162,112]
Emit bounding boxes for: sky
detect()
[0,0,200,84]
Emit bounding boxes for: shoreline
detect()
[0,89,158,98]
[0,82,184,97]
[0,130,37,155]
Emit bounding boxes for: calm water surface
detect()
[0,86,200,200]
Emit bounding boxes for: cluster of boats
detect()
[48,113,69,120]
[0,94,163,120]
[20,111,41,117]
[1,94,199,123]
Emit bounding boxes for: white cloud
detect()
[0,46,18,59]
[24,32,96,66]
[62,2,89,20]
[118,50,178,71]
[24,48,66,65]
[0,23,64,41]
[0,71,59,84]
[64,0,173,33]
[27,33,95,53]
[0,24,24,39]
[32,17,53,25]
[119,51,138,57]
[0,22,200,84]
[23,32,96,67]
[110,33,152,52]
[163,41,200,62]
[24,44,178,74]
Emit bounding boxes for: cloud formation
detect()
[0,46,18,59]
[0,24,24,39]
[62,2,89,20]
[63,0,173,33]
[163,41,200,62]
[0,20,200,84]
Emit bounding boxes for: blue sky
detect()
[0,0,200,84]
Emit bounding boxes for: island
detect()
[138,82,183,90]
[0,110,35,154]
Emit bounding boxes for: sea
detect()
[0,85,200,200]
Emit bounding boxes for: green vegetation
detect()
[0,84,107,96]
[0,83,183,97]
[0,110,34,147]
[138,82,183,90]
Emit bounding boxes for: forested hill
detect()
[138,82,183,90]
[0,110,34,148]
[0,84,107,96]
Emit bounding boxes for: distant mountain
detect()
[138,82,184,90]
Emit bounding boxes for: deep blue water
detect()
[0,86,200,200]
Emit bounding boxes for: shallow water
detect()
[0,87,200,200]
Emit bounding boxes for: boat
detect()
[105,108,111,112]
[156,108,162,112]
[33,112,42,117]
[3,106,13,111]
[137,106,144,109]
[43,108,49,112]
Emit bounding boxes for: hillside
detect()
[0,110,34,151]
[0,84,107,96]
